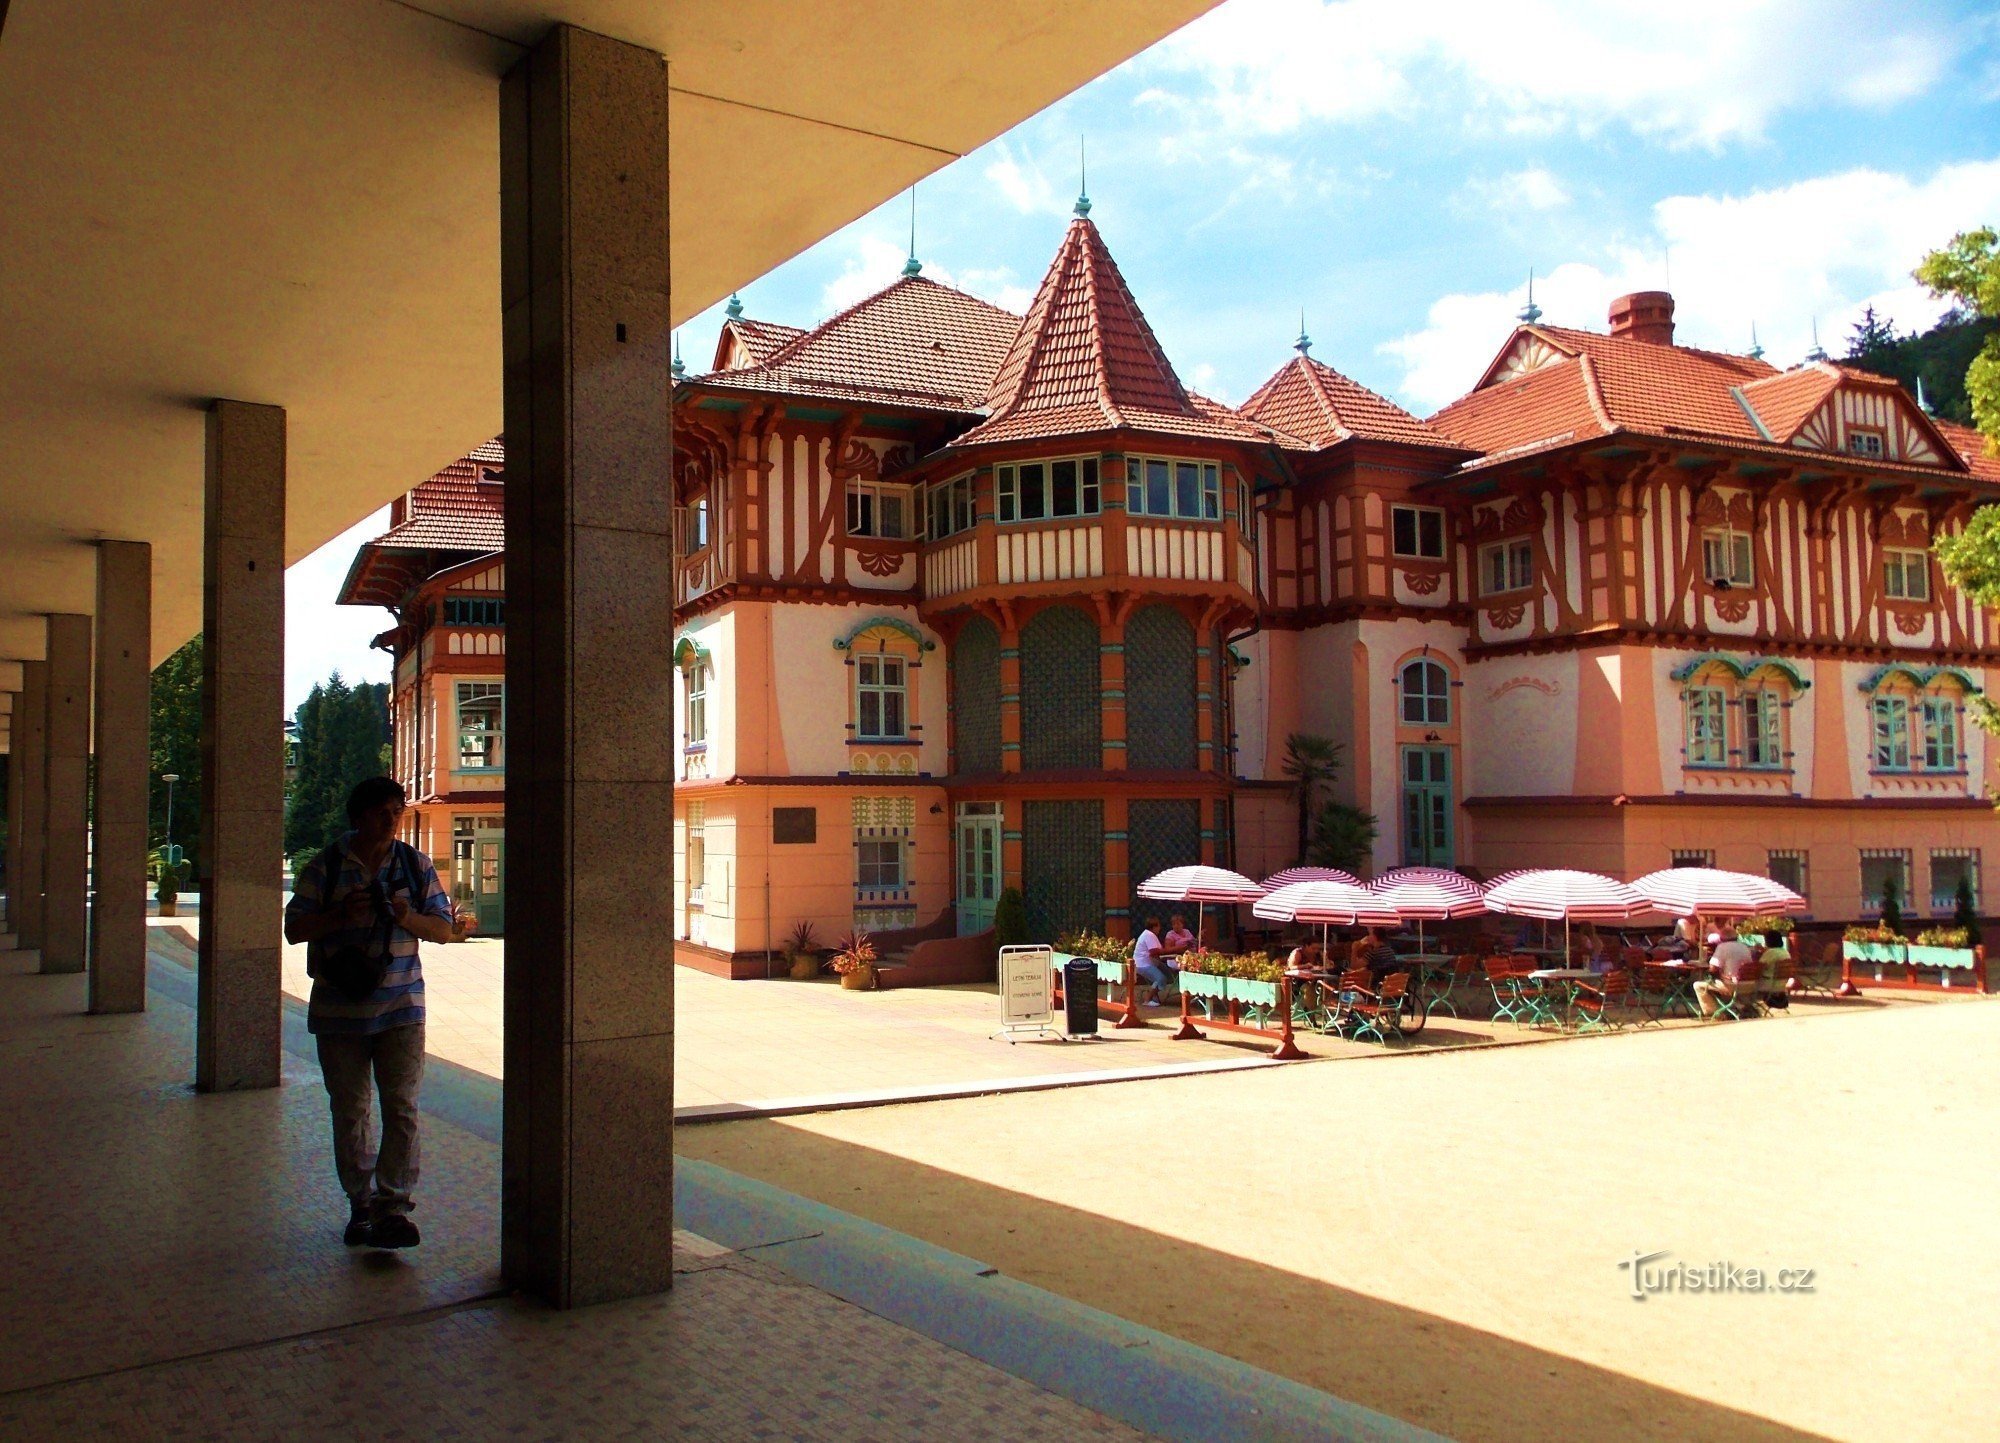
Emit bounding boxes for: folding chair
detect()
[1571,969,1636,1033]
[1709,960,1766,1021]
[1346,971,1411,1045]
[1485,955,1529,1024]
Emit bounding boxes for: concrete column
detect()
[91,542,152,1012]
[196,400,285,1091]
[41,615,92,973]
[2,694,18,935]
[15,662,49,953]
[500,23,675,1308]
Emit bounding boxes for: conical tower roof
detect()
[953,216,1267,448]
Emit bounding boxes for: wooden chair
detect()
[1346,971,1411,1045]
[1708,960,1766,1021]
[1571,969,1637,1032]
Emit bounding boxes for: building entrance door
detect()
[1401,746,1453,867]
[955,803,1001,935]
[474,832,506,934]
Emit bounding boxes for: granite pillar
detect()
[3,694,19,935]
[41,614,92,974]
[196,400,285,1091]
[500,23,676,1308]
[15,662,49,953]
[91,541,152,1012]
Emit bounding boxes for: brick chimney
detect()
[1608,290,1675,345]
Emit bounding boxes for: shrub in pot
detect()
[831,931,878,991]
[783,920,822,980]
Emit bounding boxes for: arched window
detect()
[1125,604,1196,769]
[1020,605,1101,770]
[1861,665,1973,775]
[951,615,1001,775]
[1399,659,1451,726]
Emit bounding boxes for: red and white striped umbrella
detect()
[1261,866,1362,890]
[1137,866,1266,903]
[1253,881,1402,928]
[1371,866,1485,902]
[1631,868,1807,919]
[1482,869,1652,923]
[1366,878,1489,921]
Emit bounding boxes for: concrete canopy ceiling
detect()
[0,0,1213,687]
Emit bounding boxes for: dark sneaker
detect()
[370,1214,421,1250]
[343,1200,373,1248]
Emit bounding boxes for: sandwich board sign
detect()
[996,944,1056,1041]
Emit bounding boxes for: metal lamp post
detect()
[160,773,179,858]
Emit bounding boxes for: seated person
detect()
[1285,936,1323,972]
[1664,913,1700,959]
[1132,914,1172,1005]
[1694,932,1756,1017]
[1162,913,1198,967]
[1351,925,1398,979]
[1573,922,1608,973]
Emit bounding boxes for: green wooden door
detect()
[1400,746,1453,867]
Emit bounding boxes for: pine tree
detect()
[1954,872,1978,933]
[1846,306,1897,365]
[1879,872,1904,934]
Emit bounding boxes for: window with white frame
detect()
[855,654,907,740]
[684,660,708,749]
[1126,457,1221,520]
[1846,428,1885,459]
[456,682,504,770]
[1860,849,1912,915]
[1767,850,1809,903]
[1702,528,1754,588]
[1670,849,1715,868]
[1479,538,1533,595]
[685,801,705,909]
[997,457,1100,523]
[846,481,911,539]
[1872,695,1911,771]
[1237,478,1253,528]
[1742,690,1784,769]
[1399,658,1451,725]
[853,796,914,899]
[1684,687,1727,767]
[1391,505,1446,560]
[927,473,978,539]
[1930,850,1979,913]
[1883,548,1931,601]
[857,835,903,890]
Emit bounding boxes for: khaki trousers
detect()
[316,1023,425,1217]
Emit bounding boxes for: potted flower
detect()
[154,856,188,918]
[1910,925,1978,985]
[1177,948,1284,1021]
[1734,915,1795,948]
[783,920,823,981]
[831,931,878,991]
[1842,923,1905,977]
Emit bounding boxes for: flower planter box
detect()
[1842,940,1905,966]
[1906,945,1977,970]
[1178,968,1280,1014]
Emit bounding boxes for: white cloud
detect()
[984,145,1070,216]
[1151,0,1957,147]
[1461,166,1572,213]
[1380,158,2000,412]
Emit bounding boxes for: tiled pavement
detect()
[0,950,1153,1441]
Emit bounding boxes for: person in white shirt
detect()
[1695,932,1756,1017]
[1133,915,1171,1005]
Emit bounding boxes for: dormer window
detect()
[1847,428,1885,459]
[1883,548,1931,602]
[1702,529,1754,589]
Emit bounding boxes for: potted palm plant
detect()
[831,931,878,991]
[783,920,822,980]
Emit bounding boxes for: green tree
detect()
[149,637,203,870]
[993,886,1028,948]
[1914,227,2000,443]
[1307,802,1378,876]
[1845,305,1897,366]
[1954,872,1979,933]
[1879,871,1904,934]
[1280,733,1343,866]
[284,673,392,855]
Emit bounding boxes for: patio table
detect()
[1400,953,1461,1016]
[1527,969,1598,1029]
[1646,961,1710,1018]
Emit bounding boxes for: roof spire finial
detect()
[725,292,744,320]
[901,186,922,278]
[1074,135,1092,218]
[1518,268,1543,324]
[1294,307,1312,356]
[671,331,685,381]
[1747,322,1764,361]
[1806,318,1827,363]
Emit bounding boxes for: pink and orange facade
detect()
[347,210,2000,964]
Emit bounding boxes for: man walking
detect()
[285,777,457,1249]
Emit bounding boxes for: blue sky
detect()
[288,0,2000,709]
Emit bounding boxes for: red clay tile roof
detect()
[715,316,806,369]
[1240,353,1460,451]
[1737,365,1841,441]
[1425,349,1615,459]
[952,218,1270,449]
[339,442,505,606]
[1936,419,2000,483]
[692,277,1020,413]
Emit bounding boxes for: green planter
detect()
[1906,945,1977,971]
[1179,968,1280,1012]
[1843,940,1905,965]
[1052,952,1129,988]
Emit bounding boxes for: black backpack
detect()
[306,841,420,1003]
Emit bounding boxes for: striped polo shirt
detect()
[288,834,452,1036]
